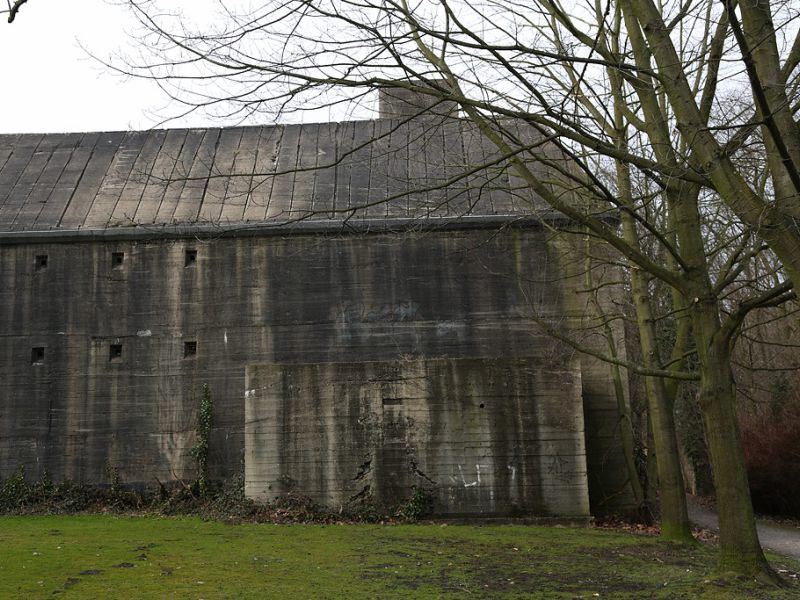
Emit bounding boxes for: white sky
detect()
[0,0,220,134]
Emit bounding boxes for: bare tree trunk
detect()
[616,157,692,540]
[733,0,800,216]
[692,300,772,576]
[627,262,693,542]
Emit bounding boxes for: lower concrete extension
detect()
[245,356,590,518]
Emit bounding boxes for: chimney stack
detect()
[378,80,458,119]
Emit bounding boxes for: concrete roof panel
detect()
[0,118,545,235]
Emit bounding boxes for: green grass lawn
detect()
[0,516,797,599]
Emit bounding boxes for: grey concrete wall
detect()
[0,226,626,513]
[549,233,635,512]
[245,357,590,517]
[0,229,551,480]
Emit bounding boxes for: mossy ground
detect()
[0,516,798,599]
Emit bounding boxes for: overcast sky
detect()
[0,0,220,134]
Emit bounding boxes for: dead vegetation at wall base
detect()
[0,468,439,524]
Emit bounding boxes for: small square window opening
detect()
[35,254,48,271]
[109,344,122,362]
[185,249,197,267]
[184,341,197,358]
[31,347,45,365]
[111,252,125,269]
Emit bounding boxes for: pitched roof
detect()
[0,118,541,237]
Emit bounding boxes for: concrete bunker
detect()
[0,105,631,517]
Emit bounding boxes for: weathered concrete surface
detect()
[245,357,589,517]
[548,233,634,513]
[0,225,629,514]
[0,230,557,477]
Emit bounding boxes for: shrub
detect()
[190,383,213,498]
[394,486,435,522]
[741,400,800,517]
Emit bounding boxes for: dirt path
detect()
[687,497,800,560]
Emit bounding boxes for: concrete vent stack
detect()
[378,80,458,119]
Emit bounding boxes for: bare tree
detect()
[116,0,800,579]
[3,0,29,23]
